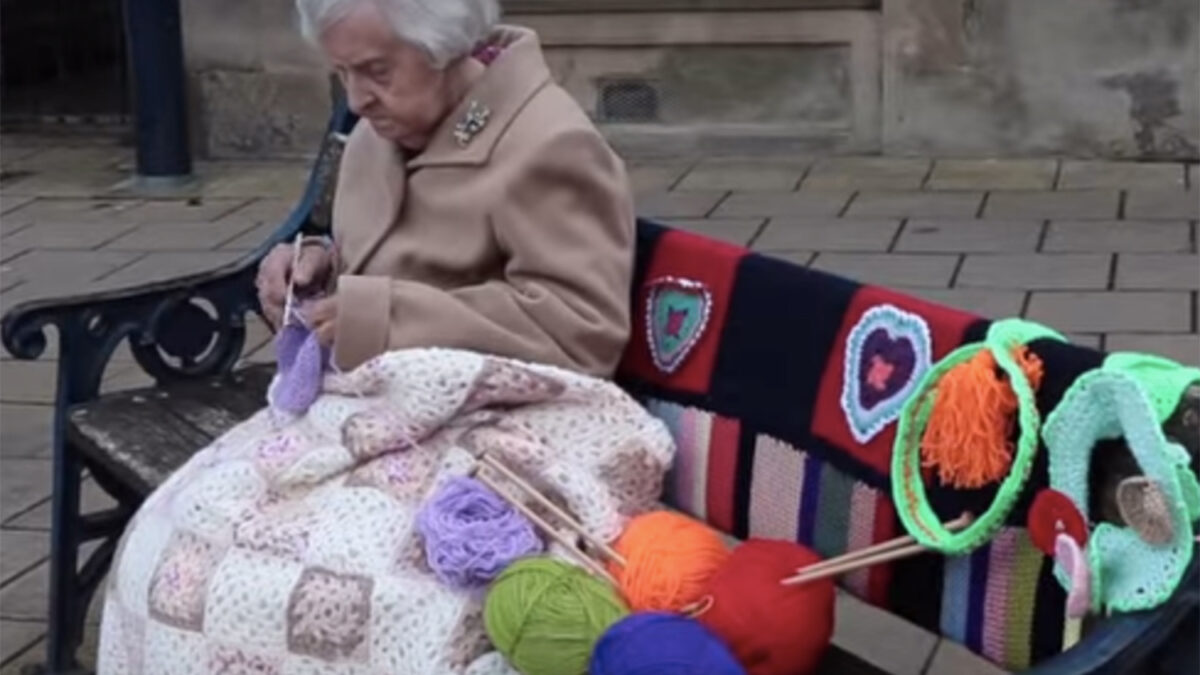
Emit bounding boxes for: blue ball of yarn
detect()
[590,612,747,675]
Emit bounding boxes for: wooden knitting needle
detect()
[473,466,618,585]
[781,540,932,586]
[794,512,974,576]
[781,512,975,587]
[479,453,628,568]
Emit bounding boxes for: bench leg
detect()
[37,442,88,675]
[30,440,133,675]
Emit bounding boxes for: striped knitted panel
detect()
[647,398,897,608]
[938,526,1066,671]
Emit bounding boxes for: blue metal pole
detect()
[124,0,192,179]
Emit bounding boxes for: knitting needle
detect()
[794,512,974,576]
[282,231,303,326]
[781,540,933,586]
[473,467,618,585]
[479,453,628,568]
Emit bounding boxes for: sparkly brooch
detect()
[453,100,490,146]
[645,276,712,374]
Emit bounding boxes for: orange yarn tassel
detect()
[920,346,1044,489]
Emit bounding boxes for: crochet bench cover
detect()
[613,221,1165,672]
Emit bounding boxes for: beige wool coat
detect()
[328,26,635,378]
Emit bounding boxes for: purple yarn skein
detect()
[417,476,544,589]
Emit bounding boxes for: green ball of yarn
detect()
[484,557,629,675]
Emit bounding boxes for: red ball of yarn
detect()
[695,539,835,675]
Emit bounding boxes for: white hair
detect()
[296,0,500,68]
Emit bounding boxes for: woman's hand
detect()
[256,241,336,328]
[304,296,339,348]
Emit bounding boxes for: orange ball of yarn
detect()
[609,510,731,612]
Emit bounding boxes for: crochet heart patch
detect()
[841,304,932,443]
[646,276,712,374]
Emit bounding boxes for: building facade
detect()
[179,0,1200,160]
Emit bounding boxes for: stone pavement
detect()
[0,134,1197,674]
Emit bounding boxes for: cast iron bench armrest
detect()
[1,251,270,407]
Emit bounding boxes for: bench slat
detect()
[68,366,274,496]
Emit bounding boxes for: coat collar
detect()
[334,25,551,273]
[406,25,552,169]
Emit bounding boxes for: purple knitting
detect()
[268,310,328,415]
[417,476,544,589]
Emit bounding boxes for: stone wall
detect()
[180,0,1199,160]
[883,0,1200,159]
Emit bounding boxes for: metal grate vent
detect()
[598,79,659,123]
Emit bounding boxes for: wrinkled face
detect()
[319,2,454,150]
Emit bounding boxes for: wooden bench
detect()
[3,99,1197,675]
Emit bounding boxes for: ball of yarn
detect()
[485,557,628,675]
[610,510,730,612]
[590,612,746,675]
[417,476,543,589]
[697,539,835,675]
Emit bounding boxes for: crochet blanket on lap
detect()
[97,348,675,675]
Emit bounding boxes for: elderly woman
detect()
[256,0,634,377]
[96,2,674,674]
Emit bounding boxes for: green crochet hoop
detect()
[892,319,1066,554]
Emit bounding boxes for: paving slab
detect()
[1026,291,1192,333]
[627,160,693,192]
[0,196,36,216]
[754,217,900,252]
[636,191,726,219]
[1,221,139,251]
[0,171,129,198]
[801,157,930,191]
[676,158,809,192]
[895,219,1042,253]
[762,250,817,266]
[1043,220,1192,253]
[1105,333,1199,365]
[832,592,939,675]
[0,361,57,405]
[1058,161,1186,190]
[924,638,1009,675]
[97,250,247,286]
[714,191,852,218]
[811,253,958,287]
[984,190,1120,219]
[2,198,141,225]
[3,147,130,173]
[660,218,764,246]
[0,404,51,460]
[102,219,264,251]
[847,191,983,218]
[0,459,51,524]
[0,531,48,585]
[217,198,302,226]
[1114,253,1199,290]
[124,197,252,224]
[928,159,1057,191]
[7,479,119,531]
[897,288,1026,319]
[1066,333,1104,349]
[1,248,141,289]
[200,164,310,201]
[1125,189,1200,219]
[0,620,44,666]
[220,221,283,251]
[957,253,1111,290]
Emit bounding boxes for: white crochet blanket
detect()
[97,348,675,675]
